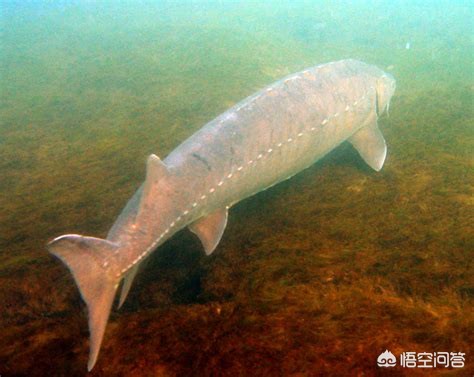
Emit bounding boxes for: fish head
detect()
[376,72,396,116]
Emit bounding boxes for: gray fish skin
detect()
[47,59,396,370]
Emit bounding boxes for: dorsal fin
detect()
[146,154,169,184]
[189,208,228,255]
[138,154,171,215]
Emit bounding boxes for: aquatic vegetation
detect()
[0,1,472,376]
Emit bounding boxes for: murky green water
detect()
[1,1,472,376]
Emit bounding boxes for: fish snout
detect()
[376,72,396,116]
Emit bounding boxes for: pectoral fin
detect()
[189,208,228,255]
[349,120,387,171]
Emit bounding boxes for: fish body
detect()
[48,59,396,370]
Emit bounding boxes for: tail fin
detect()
[47,234,120,371]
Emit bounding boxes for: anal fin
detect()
[189,208,228,255]
[118,263,140,309]
[349,119,387,171]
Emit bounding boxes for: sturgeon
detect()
[48,59,396,370]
